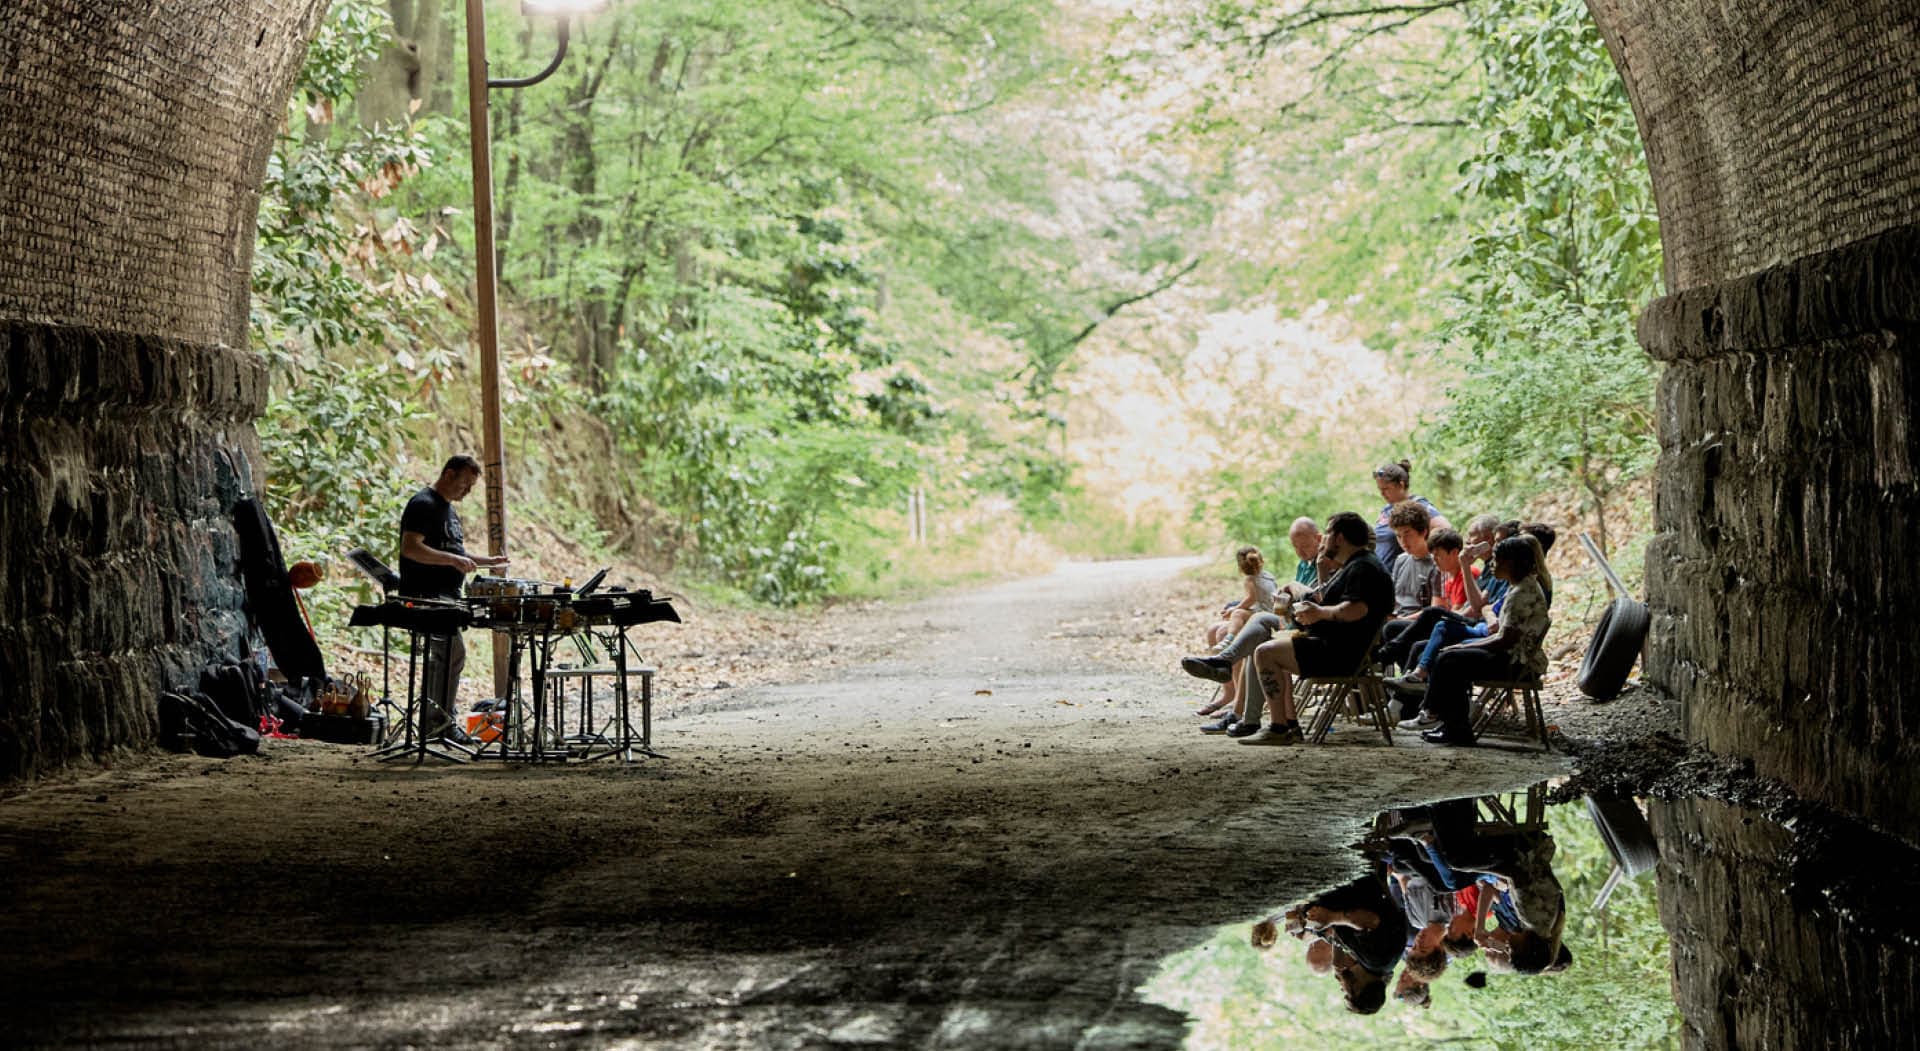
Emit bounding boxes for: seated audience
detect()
[1416,536,1553,747]
[1387,519,1529,724]
[1180,513,1389,743]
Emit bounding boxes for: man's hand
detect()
[1294,602,1326,625]
[475,555,511,569]
[450,554,478,574]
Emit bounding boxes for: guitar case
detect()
[232,496,328,689]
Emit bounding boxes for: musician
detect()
[399,454,509,737]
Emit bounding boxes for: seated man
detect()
[1187,512,1394,745]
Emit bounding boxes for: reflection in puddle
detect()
[1146,784,1680,1048]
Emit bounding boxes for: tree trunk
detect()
[357,0,461,126]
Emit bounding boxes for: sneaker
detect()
[1386,673,1428,693]
[1239,724,1304,746]
[1397,711,1439,730]
[1200,715,1238,735]
[1420,726,1475,747]
[1180,656,1234,683]
[1386,697,1404,723]
[1225,720,1263,739]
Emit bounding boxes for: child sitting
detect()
[1197,546,1278,716]
[1204,545,1278,651]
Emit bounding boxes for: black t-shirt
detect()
[1312,872,1409,977]
[1309,551,1396,657]
[398,487,467,598]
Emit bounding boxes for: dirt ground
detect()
[0,558,1673,1049]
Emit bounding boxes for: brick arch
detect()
[0,0,328,777]
[1589,1,1920,289]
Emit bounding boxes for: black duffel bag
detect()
[158,691,262,759]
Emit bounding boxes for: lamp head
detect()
[521,0,609,15]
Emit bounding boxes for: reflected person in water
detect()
[1259,792,1573,1017]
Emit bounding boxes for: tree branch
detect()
[1253,0,1476,54]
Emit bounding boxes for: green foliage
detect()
[1419,0,1662,553]
[367,0,1183,602]
[252,0,443,558]
[1204,433,1381,553]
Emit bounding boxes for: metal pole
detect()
[465,0,511,700]
[1578,532,1632,600]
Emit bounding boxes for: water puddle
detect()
[1145,783,1681,1048]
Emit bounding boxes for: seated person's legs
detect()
[1222,606,1252,643]
[1182,611,1284,681]
[1226,637,1303,744]
[1380,607,1449,668]
[1421,647,1510,744]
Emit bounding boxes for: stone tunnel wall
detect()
[0,0,328,778]
[1587,5,1920,1047]
[1637,227,1920,843]
[1585,1,1920,841]
[1586,0,1920,292]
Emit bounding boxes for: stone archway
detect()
[0,0,328,777]
[1589,0,1920,841]
[1,2,1918,1047]
[1588,4,1920,1046]
[0,0,1912,800]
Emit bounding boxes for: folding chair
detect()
[1294,631,1394,745]
[1476,782,1549,832]
[1470,676,1550,750]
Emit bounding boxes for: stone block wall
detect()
[0,323,267,775]
[1652,797,1920,1050]
[0,0,326,779]
[1637,224,1920,845]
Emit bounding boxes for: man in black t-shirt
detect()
[1239,511,1395,745]
[399,455,510,736]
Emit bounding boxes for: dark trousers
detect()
[1379,607,1466,668]
[1425,647,1522,740]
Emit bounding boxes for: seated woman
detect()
[1390,528,1551,727]
[1416,536,1552,746]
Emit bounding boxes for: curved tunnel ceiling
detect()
[1588,0,1920,291]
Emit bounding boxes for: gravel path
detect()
[2,557,1627,1049]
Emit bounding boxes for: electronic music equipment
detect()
[350,570,680,766]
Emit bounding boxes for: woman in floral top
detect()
[1418,537,1551,746]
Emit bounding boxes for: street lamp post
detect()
[463,0,608,697]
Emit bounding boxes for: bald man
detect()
[1288,517,1324,587]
